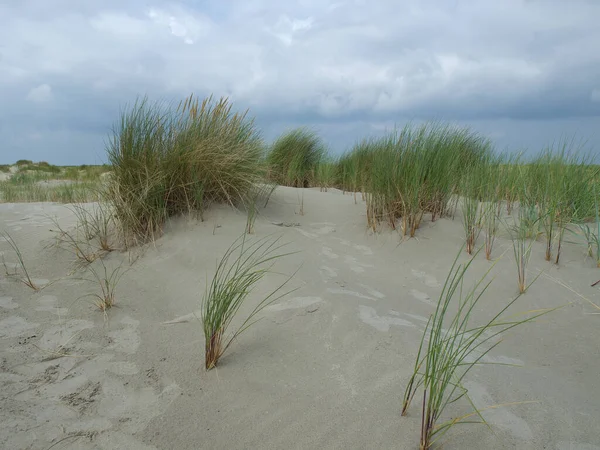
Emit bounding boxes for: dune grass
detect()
[401,247,553,449]
[315,157,337,192]
[202,234,297,370]
[1,231,39,290]
[267,128,326,188]
[505,205,539,294]
[105,94,264,246]
[82,258,128,312]
[341,123,492,236]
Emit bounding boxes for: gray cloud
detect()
[0,0,599,164]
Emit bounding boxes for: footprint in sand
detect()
[358,305,415,332]
[266,296,323,312]
[107,316,141,355]
[0,316,39,338]
[310,222,336,235]
[344,255,374,274]
[0,296,19,310]
[328,288,376,301]
[411,269,440,288]
[321,247,339,260]
[38,319,95,353]
[334,238,374,256]
[358,284,385,299]
[319,266,338,282]
[36,295,69,315]
[296,229,319,239]
[409,289,434,306]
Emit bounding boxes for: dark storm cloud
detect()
[0,0,599,163]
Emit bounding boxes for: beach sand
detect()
[1,187,599,449]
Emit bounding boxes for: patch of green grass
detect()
[401,247,554,449]
[105,94,264,246]
[202,233,297,370]
[0,179,100,203]
[346,122,491,236]
[19,162,61,174]
[315,157,337,192]
[267,128,326,188]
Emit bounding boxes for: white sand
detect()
[1,188,599,449]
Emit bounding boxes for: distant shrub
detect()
[267,128,326,187]
[63,167,80,180]
[16,160,33,166]
[20,163,61,174]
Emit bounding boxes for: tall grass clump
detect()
[460,168,484,254]
[105,94,264,245]
[202,234,297,370]
[401,247,553,449]
[497,153,523,216]
[314,157,337,192]
[479,155,503,260]
[337,140,373,203]
[525,141,597,264]
[506,206,538,294]
[362,123,492,236]
[576,187,600,267]
[266,128,326,188]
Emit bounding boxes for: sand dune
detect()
[1,187,599,449]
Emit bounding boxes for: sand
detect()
[1,187,599,450]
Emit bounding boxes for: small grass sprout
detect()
[1,230,39,290]
[82,258,128,312]
[201,233,297,370]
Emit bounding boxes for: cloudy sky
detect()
[1,0,599,164]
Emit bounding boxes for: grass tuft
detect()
[1,231,39,290]
[401,246,554,449]
[267,128,326,188]
[201,234,297,370]
[105,94,264,246]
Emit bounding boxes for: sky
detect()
[1,0,599,165]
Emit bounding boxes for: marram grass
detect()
[105,94,264,246]
[267,127,326,188]
[401,246,555,449]
[202,233,298,370]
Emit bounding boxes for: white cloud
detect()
[90,12,147,36]
[268,14,314,46]
[147,7,212,44]
[26,84,53,102]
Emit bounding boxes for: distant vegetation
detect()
[0,161,110,203]
[2,94,598,266]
